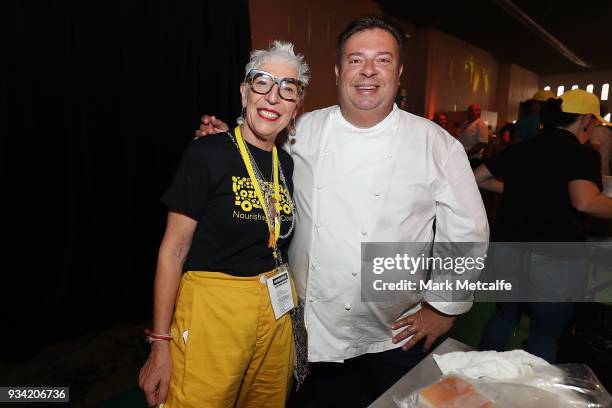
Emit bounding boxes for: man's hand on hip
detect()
[194,115,229,138]
[390,303,456,352]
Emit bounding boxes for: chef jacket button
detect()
[374,191,381,197]
[344,303,351,311]
[311,263,318,270]
[361,230,368,236]
[315,223,321,229]
[323,148,329,154]
[317,184,324,190]
[387,153,393,158]
[352,271,358,276]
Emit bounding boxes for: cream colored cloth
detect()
[433,349,550,380]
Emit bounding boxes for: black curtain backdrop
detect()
[2,0,251,360]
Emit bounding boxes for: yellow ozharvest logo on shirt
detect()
[232,176,292,214]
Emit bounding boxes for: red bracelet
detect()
[144,328,172,343]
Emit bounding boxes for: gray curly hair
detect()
[244,40,310,86]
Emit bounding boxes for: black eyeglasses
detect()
[245,69,304,102]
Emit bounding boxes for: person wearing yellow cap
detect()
[512,89,557,142]
[474,89,612,363]
[532,89,556,102]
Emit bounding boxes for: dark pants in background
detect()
[479,302,575,363]
[289,341,427,407]
[479,246,586,363]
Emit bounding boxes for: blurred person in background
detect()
[459,103,490,168]
[475,90,612,363]
[484,122,513,160]
[512,89,555,143]
[433,112,448,131]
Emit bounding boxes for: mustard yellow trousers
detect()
[165,271,294,408]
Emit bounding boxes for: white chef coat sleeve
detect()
[424,140,490,315]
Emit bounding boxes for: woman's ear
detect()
[582,114,595,131]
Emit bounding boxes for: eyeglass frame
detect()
[244,69,305,102]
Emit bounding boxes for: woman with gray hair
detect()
[138,41,309,407]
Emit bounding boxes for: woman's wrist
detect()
[150,340,171,349]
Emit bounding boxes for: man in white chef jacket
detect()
[197,15,488,407]
[288,16,488,406]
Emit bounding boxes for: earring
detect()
[236,107,246,125]
[289,117,297,136]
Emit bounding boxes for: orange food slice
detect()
[418,376,494,408]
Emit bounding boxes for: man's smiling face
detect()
[335,28,403,124]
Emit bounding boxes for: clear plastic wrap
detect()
[396,364,612,408]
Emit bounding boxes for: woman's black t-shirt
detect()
[485,127,602,242]
[162,133,294,276]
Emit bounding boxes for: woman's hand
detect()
[139,342,173,407]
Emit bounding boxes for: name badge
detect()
[266,265,295,320]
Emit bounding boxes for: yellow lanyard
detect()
[234,126,281,249]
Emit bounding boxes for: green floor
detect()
[97,389,148,407]
[98,302,531,407]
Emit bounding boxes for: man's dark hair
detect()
[336,15,405,66]
[540,98,580,129]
